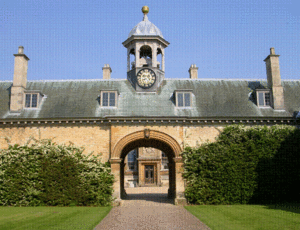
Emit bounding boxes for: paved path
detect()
[94,187,210,230]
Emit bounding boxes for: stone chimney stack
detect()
[102,64,112,79]
[189,64,198,79]
[264,47,284,110]
[10,46,30,112]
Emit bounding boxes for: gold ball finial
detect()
[142,6,149,14]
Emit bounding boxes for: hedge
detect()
[182,125,300,205]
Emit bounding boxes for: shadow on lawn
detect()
[263,203,300,215]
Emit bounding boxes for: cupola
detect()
[123,6,170,93]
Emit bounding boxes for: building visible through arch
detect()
[124,148,169,188]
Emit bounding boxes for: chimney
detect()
[264,47,284,110]
[188,64,198,79]
[10,46,30,112]
[102,64,112,79]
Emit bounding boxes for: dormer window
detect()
[24,91,43,108]
[100,91,118,107]
[256,90,271,107]
[174,90,192,107]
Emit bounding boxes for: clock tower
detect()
[123,6,169,92]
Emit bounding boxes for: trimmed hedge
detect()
[182,125,300,205]
[0,139,114,207]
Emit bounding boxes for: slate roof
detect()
[1,79,300,120]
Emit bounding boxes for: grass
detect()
[185,203,300,230]
[0,205,112,230]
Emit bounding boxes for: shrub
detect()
[0,139,114,207]
[182,125,300,205]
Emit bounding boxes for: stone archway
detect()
[110,129,186,205]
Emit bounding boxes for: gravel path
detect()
[94,187,210,230]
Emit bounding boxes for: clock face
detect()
[137,68,156,89]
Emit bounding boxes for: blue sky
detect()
[0,0,299,81]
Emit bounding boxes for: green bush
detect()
[182,125,300,205]
[0,139,114,207]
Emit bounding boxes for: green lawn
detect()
[0,206,112,230]
[185,203,300,230]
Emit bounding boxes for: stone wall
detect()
[0,124,111,162]
[0,124,224,163]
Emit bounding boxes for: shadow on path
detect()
[124,192,174,204]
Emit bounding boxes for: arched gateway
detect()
[110,129,186,205]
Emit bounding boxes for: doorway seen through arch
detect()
[124,147,169,188]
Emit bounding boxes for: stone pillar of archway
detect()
[109,158,122,206]
[174,157,187,205]
[168,161,174,198]
[120,161,127,199]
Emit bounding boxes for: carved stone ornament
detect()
[145,147,155,154]
[144,129,150,139]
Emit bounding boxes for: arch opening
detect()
[129,48,135,70]
[110,130,184,204]
[120,138,176,200]
[139,45,152,67]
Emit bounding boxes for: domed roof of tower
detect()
[128,6,163,38]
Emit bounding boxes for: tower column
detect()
[127,50,130,71]
[135,43,140,68]
[152,43,157,68]
[162,50,165,71]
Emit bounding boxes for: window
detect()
[256,90,271,107]
[127,150,137,171]
[161,152,168,170]
[175,91,192,107]
[101,91,117,107]
[25,93,39,108]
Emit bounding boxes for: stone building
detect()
[1,6,300,205]
[124,148,169,188]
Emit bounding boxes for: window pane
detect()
[265,93,270,106]
[184,93,191,106]
[25,94,31,107]
[258,92,264,106]
[102,93,108,106]
[177,93,183,107]
[128,150,136,162]
[109,92,115,106]
[31,94,38,107]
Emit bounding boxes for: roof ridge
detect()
[25,79,128,82]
